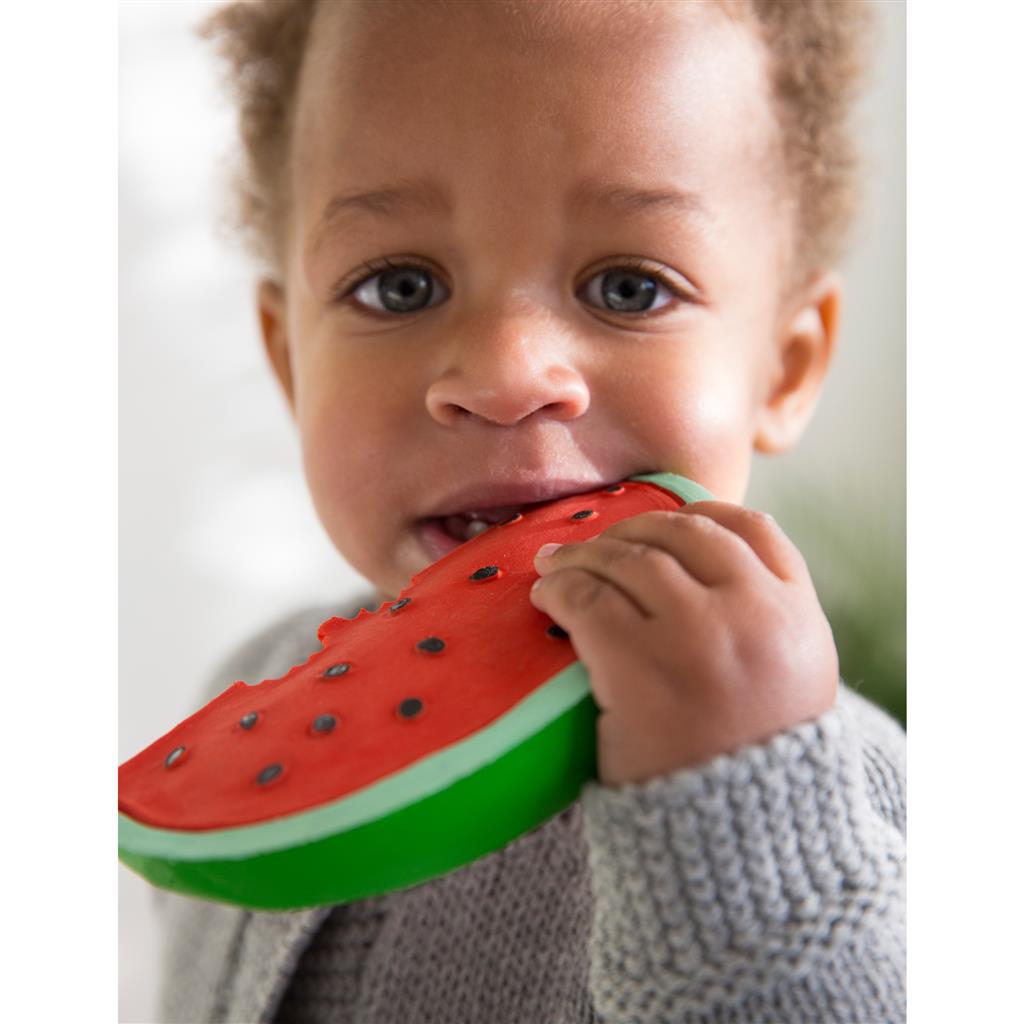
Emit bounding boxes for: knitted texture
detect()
[276,803,596,1024]
[580,695,906,1023]
[272,899,389,1023]
[153,597,906,1024]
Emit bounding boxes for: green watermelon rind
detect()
[631,471,713,505]
[117,471,713,909]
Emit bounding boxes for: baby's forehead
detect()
[308,0,751,96]
[297,0,777,195]
[325,0,713,36]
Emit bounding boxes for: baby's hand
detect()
[530,501,839,786]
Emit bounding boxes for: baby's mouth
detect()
[443,505,524,539]
[412,476,632,563]
[415,506,528,561]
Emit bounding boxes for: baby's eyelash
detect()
[333,256,424,302]
[588,257,698,305]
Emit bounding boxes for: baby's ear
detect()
[754,269,842,455]
[257,279,296,418]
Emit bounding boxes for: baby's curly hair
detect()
[197,0,877,281]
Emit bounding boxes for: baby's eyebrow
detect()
[308,178,450,256]
[308,175,710,256]
[568,179,710,222]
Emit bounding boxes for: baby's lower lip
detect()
[416,518,465,563]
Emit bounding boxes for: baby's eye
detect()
[343,258,691,318]
[349,261,450,315]
[578,265,682,316]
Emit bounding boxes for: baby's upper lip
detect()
[421,477,626,520]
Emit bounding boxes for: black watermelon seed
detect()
[164,746,186,768]
[388,598,411,613]
[498,512,524,526]
[417,636,445,654]
[323,662,352,678]
[571,509,595,520]
[469,565,499,581]
[604,483,625,494]
[239,712,258,730]
[398,697,424,719]
[312,714,336,734]
[257,763,283,785]
[547,624,570,640]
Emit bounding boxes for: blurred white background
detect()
[118,1,905,1019]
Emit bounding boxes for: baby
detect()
[155,1,906,1021]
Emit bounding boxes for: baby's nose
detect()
[424,306,590,427]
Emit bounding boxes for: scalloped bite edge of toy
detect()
[117,471,713,908]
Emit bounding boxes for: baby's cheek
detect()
[296,408,358,528]
[639,390,755,502]
[296,404,412,586]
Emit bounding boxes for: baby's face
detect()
[261,0,836,601]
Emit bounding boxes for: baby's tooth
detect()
[465,520,490,539]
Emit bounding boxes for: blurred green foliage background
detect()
[771,480,906,729]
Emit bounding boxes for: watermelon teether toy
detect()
[118,471,713,909]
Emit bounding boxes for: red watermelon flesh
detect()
[118,476,702,833]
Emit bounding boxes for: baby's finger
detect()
[598,509,763,588]
[676,501,809,583]
[528,566,656,713]
[533,534,704,619]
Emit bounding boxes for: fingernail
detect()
[536,543,562,559]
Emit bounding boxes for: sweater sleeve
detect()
[579,683,906,1024]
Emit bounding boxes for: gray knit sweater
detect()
[153,594,906,1024]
